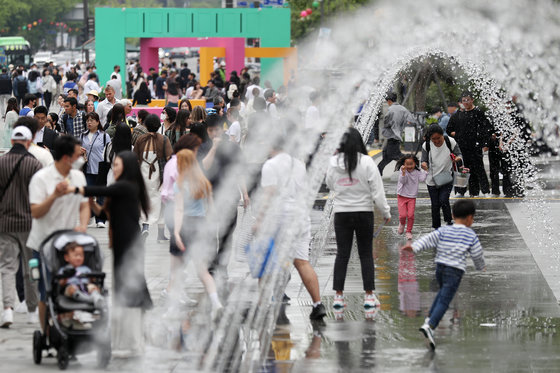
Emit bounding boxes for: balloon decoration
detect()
[312,1,319,9]
[300,4,315,20]
[0,18,79,34]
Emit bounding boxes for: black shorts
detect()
[169,216,205,257]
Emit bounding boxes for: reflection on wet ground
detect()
[266,198,560,372]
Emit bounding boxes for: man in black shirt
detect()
[446,92,491,197]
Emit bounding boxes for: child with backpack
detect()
[401,199,486,351]
[395,154,427,239]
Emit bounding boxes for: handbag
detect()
[245,236,277,279]
[433,170,453,187]
[96,134,110,186]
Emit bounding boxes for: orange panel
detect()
[200,47,226,86]
[244,47,296,58]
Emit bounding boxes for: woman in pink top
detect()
[395,155,427,239]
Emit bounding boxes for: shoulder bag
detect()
[96,134,110,186]
[430,145,454,187]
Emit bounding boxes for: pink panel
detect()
[140,37,246,80]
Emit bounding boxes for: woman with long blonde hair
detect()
[173,149,223,317]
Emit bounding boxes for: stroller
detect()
[32,230,111,370]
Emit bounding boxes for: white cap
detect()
[11,126,33,141]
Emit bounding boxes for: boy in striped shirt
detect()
[402,200,485,350]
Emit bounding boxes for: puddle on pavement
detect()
[263,200,560,372]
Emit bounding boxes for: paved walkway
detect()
[1,159,560,372]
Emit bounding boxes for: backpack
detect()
[16,77,28,96]
[0,75,12,94]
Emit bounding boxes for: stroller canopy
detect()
[40,230,103,273]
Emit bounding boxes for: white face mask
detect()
[160,113,167,122]
[72,157,86,170]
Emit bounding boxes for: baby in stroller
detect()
[58,242,106,308]
[57,242,106,329]
[33,230,111,370]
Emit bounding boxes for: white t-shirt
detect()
[226,121,241,143]
[305,105,320,130]
[185,86,194,99]
[423,137,457,187]
[28,144,54,168]
[83,80,101,100]
[27,165,87,251]
[34,127,45,144]
[245,84,263,101]
[261,152,307,217]
[267,102,278,118]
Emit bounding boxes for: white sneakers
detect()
[333,294,346,309]
[96,222,106,228]
[1,308,13,328]
[364,293,381,308]
[14,301,27,314]
[28,309,39,324]
[419,321,436,350]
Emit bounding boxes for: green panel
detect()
[244,13,259,36]
[148,12,166,34]
[96,8,291,88]
[195,12,217,36]
[170,12,192,34]
[220,13,241,36]
[125,10,142,34]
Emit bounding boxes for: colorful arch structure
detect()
[95,7,291,91]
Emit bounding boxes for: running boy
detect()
[402,200,485,350]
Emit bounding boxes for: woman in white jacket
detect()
[326,127,391,311]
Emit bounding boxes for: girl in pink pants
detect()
[395,155,427,239]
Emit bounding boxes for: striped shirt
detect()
[0,144,43,232]
[412,224,485,272]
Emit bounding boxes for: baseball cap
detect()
[11,126,33,141]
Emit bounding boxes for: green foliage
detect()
[92,0,162,7]
[0,0,81,52]
[289,0,371,42]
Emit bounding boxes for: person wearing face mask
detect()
[26,134,90,333]
[159,106,176,136]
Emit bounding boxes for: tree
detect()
[289,0,371,42]
[0,0,81,51]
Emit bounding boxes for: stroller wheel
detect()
[57,344,69,370]
[97,345,111,368]
[32,330,42,364]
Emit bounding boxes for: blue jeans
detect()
[428,263,464,329]
[427,183,453,229]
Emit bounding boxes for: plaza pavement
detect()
[0,155,559,372]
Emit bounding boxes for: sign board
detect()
[404,126,416,142]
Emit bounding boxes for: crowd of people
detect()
[0,58,328,359]
[0,56,531,361]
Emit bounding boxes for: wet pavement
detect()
[1,158,560,372]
